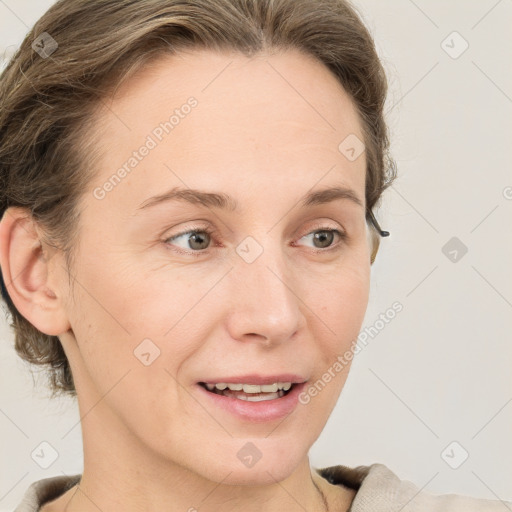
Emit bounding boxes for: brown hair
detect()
[0,0,396,398]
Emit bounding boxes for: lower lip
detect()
[196,382,307,423]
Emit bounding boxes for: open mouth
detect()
[198,382,297,402]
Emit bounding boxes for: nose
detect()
[225,245,305,347]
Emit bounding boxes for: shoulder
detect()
[315,462,512,511]
[13,474,81,512]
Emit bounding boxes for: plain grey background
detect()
[1,0,511,510]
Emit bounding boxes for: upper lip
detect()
[199,374,308,385]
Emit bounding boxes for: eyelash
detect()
[163,225,347,257]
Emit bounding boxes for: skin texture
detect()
[0,48,371,511]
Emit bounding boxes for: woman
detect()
[0,0,509,511]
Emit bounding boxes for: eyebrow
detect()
[135,185,364,213]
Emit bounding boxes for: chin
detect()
[219,463,298,486]
[196,444,306,486]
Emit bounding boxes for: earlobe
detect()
[0,207,71,336]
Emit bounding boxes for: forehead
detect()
[88,48,366,213]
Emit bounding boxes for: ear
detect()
[0,207,71,336]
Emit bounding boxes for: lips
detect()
[198,374,307,386]
[196,379,308,422]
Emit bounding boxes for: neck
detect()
[59,401,333,512]
[63,458,331,512]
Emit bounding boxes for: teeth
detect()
[204,382,294,393]
[242,384,261,393]
[235,391,283,401]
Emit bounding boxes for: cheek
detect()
[67,258,207,391]
[64,264,159,392]
[67,277,186,434]
[299,265,369,417]
[301,281,369,407]
[311,259,370,343]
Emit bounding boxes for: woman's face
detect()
[56,48,371,484]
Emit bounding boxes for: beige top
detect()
[13,462,511,511]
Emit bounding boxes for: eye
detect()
[163,225,347,256]
[296,227,346,251]
[164,227,217,255]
